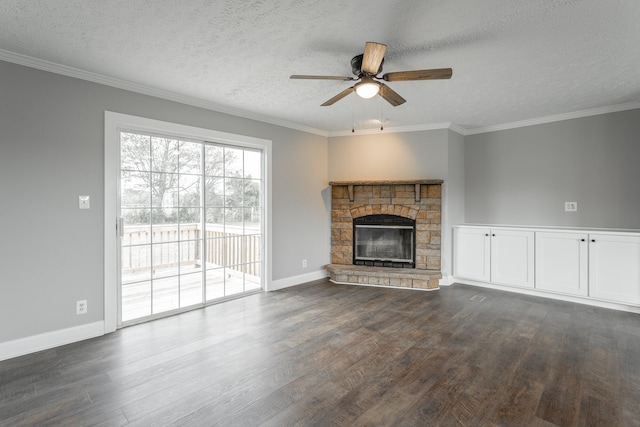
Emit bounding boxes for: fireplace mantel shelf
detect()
[329,179,443,203]
[329,179,443,186]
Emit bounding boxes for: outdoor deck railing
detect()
[121,223,260,277]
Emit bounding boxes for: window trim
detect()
[104,111,272,333]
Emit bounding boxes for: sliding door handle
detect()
[116,217,124,238]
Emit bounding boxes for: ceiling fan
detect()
[290,42,452,107]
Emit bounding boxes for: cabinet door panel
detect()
[589,234,640,304]
[453,227,490,282]
[535,232,588,296]
[491,230,535,288]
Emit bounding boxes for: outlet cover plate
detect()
[76,300,87,315]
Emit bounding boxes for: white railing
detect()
[121,223,261,277]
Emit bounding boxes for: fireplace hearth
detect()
[327,180,443,290]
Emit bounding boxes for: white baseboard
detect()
[0,321,105,362]
[439,275,455,286]
[453,278,640,314]
[268,269,329,291]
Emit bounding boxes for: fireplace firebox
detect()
[353,214,415,268]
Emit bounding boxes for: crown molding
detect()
[0,49,329,137]
[328,122,459,137]
[447,123,467,136]
[464,102,640,135]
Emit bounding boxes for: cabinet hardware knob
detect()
[581,239,585,242]
[492,234,496,237]
[591,239,596,242]
[485,234,489,236]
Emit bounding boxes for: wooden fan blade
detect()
[379,83,406,107]
[382,68,453,82]
[321,87,355,106]
[361,42,387,74]
[290,75,355,81]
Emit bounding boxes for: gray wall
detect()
[329,130,450,181]
[465,109,640,228]
[0,60,329,342]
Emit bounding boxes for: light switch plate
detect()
[79,195,90,209]
[565,202,577,212]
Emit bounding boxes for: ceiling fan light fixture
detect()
[355,79,380,99]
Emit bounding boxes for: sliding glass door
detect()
[119,131,263,324]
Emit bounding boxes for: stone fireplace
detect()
[327,180,443,290]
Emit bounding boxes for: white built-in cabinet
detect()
[452,227,491,282]
[589,233,640,304]
[535,231,588,296]
[453,225,640,308]
[491,229,535,288]
[453,227,534,288]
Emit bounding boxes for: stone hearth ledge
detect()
[326,264,442,291]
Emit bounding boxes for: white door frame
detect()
[104,111,272,333]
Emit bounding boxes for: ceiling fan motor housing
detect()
[351,54,383,77]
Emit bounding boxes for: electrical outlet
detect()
[76,300,87,315]
[565,202,578,212]
[302,259,308,268]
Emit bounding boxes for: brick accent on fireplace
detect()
[327,180,443,290]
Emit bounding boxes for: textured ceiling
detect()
[1,0,639,134]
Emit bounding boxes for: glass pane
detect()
[244,263,262,291]
[243,179,260,208]
[152,242,180,277]
[180,272,203,308]
[153,276,179,314]
[220,236,243,267]
[121,133,150,172]
[225,177,243,207]
[180,239,203,273]
[122,209,151,243]
[243,234,261,264]
[179,208,201,227]
[179,175,201,207]
[151,213,179,243]
[121,245,151,283]
[151,172,179,211]
[244,150,261,179]
[224,147,243,177]
[122,281,151,322]
[205,237,225,269]
[243,209,260,235]
[205,177,224,207]
[121,171,151,207]
[151,137,179,173]
[225,267,244,296]
[179,141,201,174]
[225,208,243,228]
[205,268,225,301]
[204,145,224,177]
[205,208,224,229]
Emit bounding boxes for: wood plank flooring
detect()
[1,280,640,426]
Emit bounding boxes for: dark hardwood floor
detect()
[1,280,640,426]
